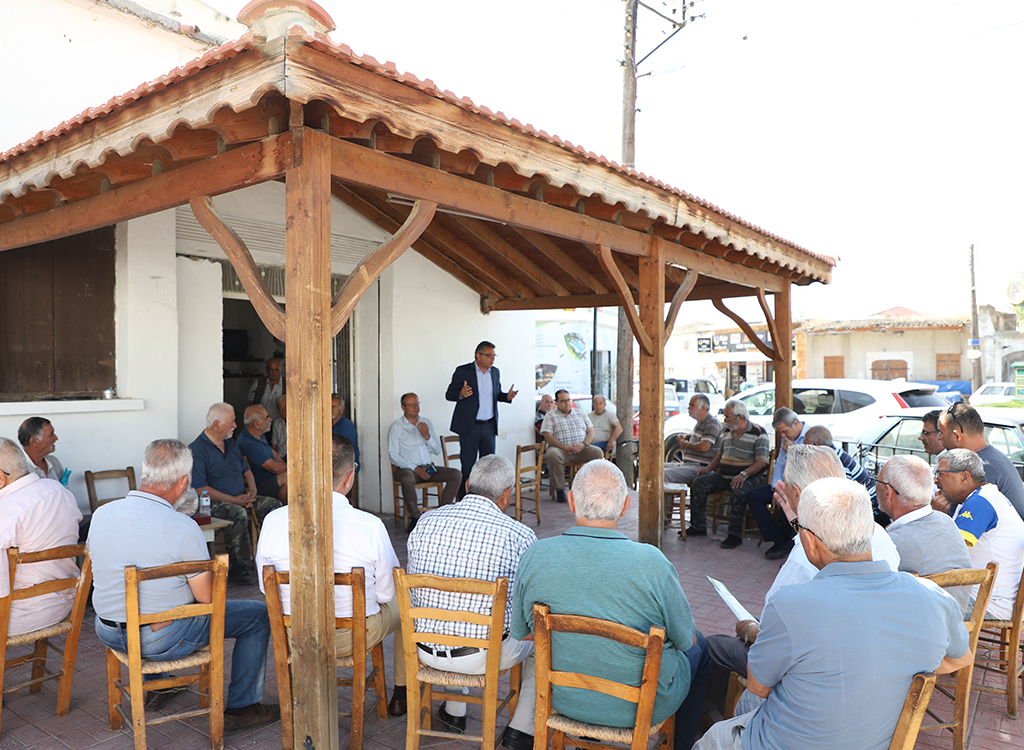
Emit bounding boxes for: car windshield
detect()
[898,389,948,408]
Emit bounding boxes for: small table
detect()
[197,517,231,546]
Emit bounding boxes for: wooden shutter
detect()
[871,360,908,380]
[936,354,961,380]
[824,356,845,378]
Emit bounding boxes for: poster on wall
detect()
[535,318,617,396]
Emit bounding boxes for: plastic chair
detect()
[532,603,674,750]
[391,465,443,523]
[889,672,938,750]
[105,554,228,750]
[920,562,998,750]
[514,443,545,524]
[971,565,1024,718]
[393,569,521,750]
[263,565,388,750]
[0,545,92,736]
[84,467,137,513]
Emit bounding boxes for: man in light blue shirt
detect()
[388,393,461,529]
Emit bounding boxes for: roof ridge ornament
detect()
[237,0,336,38]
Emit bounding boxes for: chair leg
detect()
[1009,627,1021,719]
[105,650,123,731]
[207,662,224,750]
[29,639,48,693]
[57,625,85,716]
[507,662,522,721]
[351,658,366,750]
[128,662,148,750]
[952,666,974,750]
[405,678,423,750]
[552,729,566,750]
[660,714,676,750]
[371,642,388,720]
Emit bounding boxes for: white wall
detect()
[177,255,225,442]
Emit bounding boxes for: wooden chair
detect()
[919,562,998,750]
[890,672,938,750]
[84,466,137,513]
[391,465,443,523]
[532,603,674,750]
[723,671,746,720]
[0,545,92,736]
[442,435,461,472]
[514,443,545,525]
[971,566,1024,718]
[663,483,687,535]
[393,569,522,750]
[263,566,388,750]
[105,554,228,750]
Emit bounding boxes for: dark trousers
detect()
[457,418,496,495]
[705,633,752,716]
[745,485,794,545]
[395,466,461,518]
[688,471,767,536]
[676,630,711,750]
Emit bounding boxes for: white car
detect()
[970,382,1018,406]
[726,378,949,443]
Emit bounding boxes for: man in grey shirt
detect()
[878,455,971,613]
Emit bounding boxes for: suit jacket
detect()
[446,362,511,435]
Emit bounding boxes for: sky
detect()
[176,1,1024,324]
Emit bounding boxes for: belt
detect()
[417,632,509,658]
[475,418,494,424]
[100,617,128,628]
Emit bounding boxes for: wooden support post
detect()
[637,253,665,547]
[284,127,337,750]
[774,283,793,410]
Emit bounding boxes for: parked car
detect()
[970,382,1018,406]
[853,406,1024,479]
[727,378,949,443]
[665,377,725,413]
[630,384,682,438]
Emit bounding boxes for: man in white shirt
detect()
[0,437,82,637]
[256,434,408,718]
[388,393,462,530]
[18,417,66,484]
[587,396,622,454]
[248,357,285,422]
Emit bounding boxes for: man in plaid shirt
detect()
[406,455,537,750]
[541,390,605,503]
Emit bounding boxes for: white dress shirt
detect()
[388,416,442,470]
[475,364,494,421]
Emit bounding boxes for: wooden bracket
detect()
[664,270,698,342]
[596,244,655,356]
[330,199,437,336]
[712,294,778,361]
[756,288,781,357]
[189,196,286,341]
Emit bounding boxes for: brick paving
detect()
[0,488,1021,749]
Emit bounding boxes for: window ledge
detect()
[0,399,145,417]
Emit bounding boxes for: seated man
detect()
[686,399,770,549]
[587,396,622,454]
[511,460,710,750]
[88,439,279,728]
[331,395,360,472]
[803,425,880,520]
[696,477,971,750]
[190,403,282,586]
[270,395,288,459]
[878,455,971,612]
[744,407,808,560]
[0,438,82,636]
[541,390,604,503]
[535,394,554,443]
[18,416,66,484]
[664,394,722,486]
[388,392,461,530]
[937,448,1024,619]
[237,405,288,503]
[407,455,537,749]
[256,435,408,718]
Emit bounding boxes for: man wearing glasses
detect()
[540,390,604,503]
[937,402,1024,519]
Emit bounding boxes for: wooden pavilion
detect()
[0,2,833,746]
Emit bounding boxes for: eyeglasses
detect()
[0,469,8,476]
[351,462,359,474]
[875,478,899,495]
[935,468,963,475]
[403,401,420,407]
[556,398,571,404]
[791,518,819,540]
[919,428,940,437]
[945,403,967,433]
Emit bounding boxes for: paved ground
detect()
[0,488,1020,749]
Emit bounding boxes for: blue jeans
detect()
[676,630,711,750]
[96,600,270,709]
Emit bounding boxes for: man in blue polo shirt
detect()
[237,405,288,502]
[190,403,281,586]
[331,395,360,473]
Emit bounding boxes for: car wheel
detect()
[664,440,685,463]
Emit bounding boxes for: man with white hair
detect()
[88,439,279,729]
[696,477,971,750]
[686,399,770,549]
[937,448,1024,620]
[0,437,82,637]
[237,405,288,503]
[190,402,282,585]
[878,455,970,611]
[588,395,622,454]
[406,455,537,748]
[664,394,722,486]
[512,460,710,750]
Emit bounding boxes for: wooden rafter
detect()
[712,297,776,360]
[596,244,654,356]
[190,195,286,340]
[512,228,609,294]
[330,197,438,336]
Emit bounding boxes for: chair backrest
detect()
[888,672,938,750]
[392,569,508,685]
[84,467,137,513]
[532,602,665,750]
[442,436,461,470]
[925,562,998,654]
[0,545,92,637]
[516,443,545,485]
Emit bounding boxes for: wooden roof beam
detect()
[597,244,654,356]
[511,227,609,294]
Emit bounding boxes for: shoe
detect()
[555,490,567,503]
[228,566,256,586]
[765,540,794,561]
[145,685,186,711]
[406,515,419,533]
[224,703,281,732]
[388,689,407,717]
[720,535,743,549]
[683,526,707,537]
[438,704,466,734]
[501,726,534,750]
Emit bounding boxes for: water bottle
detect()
[199,491,211,517]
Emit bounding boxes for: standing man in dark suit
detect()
[446,341,518,496]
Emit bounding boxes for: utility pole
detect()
[970,244,982,390]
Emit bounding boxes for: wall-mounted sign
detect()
[697,337,713,353]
